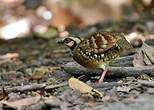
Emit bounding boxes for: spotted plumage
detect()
[63,31,135,82]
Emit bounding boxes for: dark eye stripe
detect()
[64,38,72,43]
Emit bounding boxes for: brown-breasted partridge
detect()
[63,31,135,83]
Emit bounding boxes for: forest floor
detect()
[0,17,154,110]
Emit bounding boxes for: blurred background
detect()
[0,0,153,40]
[0,0,154,108]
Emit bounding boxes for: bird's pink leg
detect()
[98,69,108,83]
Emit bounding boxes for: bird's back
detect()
[73,31,134,69]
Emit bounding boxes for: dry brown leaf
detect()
[1,96,41,109]
[0,53,19,65]
[133,51,145,67]
[143,43,154,63]
[133,43,154,67]
[68,77,103,98]
[0,53,19,60]
[29,66,60,80]
[49,3,81,30]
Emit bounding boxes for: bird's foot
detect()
[95,69,108,84]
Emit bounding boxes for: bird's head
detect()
[62,36,81,50]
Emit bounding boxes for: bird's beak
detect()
[57,39,64,44]
[57,37,66,44]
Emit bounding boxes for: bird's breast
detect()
[73,43,123,69]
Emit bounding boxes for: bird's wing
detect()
[82,32,119,54]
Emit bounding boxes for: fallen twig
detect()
[1,82,68,93]
[138,80,154,87]
[107,66,154,78]
[45,82,68,90]
[4,83,46,93]
[110,55,134,67]
[63,62,154,78]
[94,82,122,90]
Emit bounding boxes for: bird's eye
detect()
[64,38,72,43]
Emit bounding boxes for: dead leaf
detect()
[117,86,131,93]
[133,43,154,67]
[133,52,145,67]
[0,53,19,60]
[0,53,19,65]
[29,66,60,80]
[137,73,152,80]
[68,77,103,99]
[1,96,41,109]
[49,3,81,30]
[143,43,154,63]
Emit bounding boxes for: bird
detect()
[62,31,136,83]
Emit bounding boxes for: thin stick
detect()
[63,62,154,78]
[110,55,134,66]
[138,80,154,87]
[1,82,68,93]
